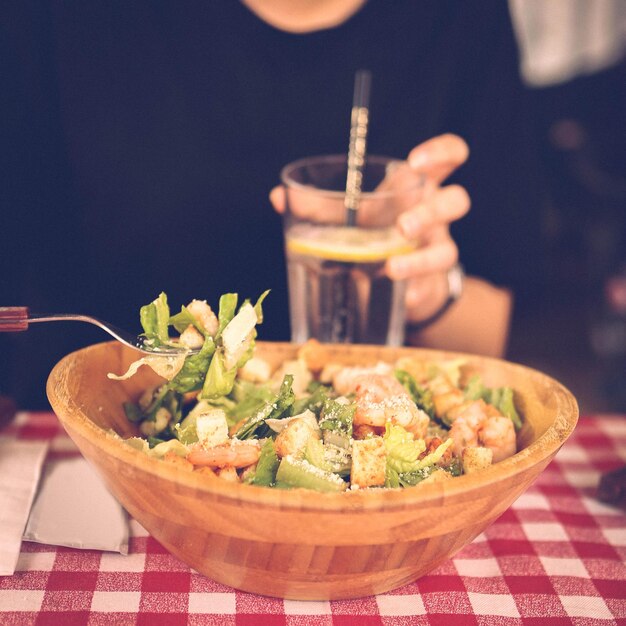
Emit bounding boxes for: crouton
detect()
[351,437,386,488]
[179,324,205,349]
[462,446,493,474]
[196,409,230,449]
[273,416,320,458]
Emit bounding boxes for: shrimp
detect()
[353,424,380,440]
[331,363,393,395]
[353,374,430,438]
[447,399,489,424]
[354,372,406,400]
[433,389,465,421]
[448,400,517,463]
[186,299,219,337]
[187,439,261,469]
[449,416,479,456]
[429,375,465,420]
[478,414,517,463]
[448,400,489,456]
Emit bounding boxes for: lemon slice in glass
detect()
[286,224,416,263]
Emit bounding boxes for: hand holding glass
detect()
[281,155,423,346]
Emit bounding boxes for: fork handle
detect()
[0,307,30,331]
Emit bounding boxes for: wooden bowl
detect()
[47,341,578,600]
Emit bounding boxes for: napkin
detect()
[23,457,129,554]
[0,440,49,575]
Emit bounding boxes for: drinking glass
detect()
[281,154,423,345]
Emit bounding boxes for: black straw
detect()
[345,69,372,227]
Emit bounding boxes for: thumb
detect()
[269,186,286,214]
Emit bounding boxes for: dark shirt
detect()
[0,0,545,408]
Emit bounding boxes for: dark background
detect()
[507,58,626,415]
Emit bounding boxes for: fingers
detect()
[272,185,349,223]
[269,185,286,214]
[398,184,470,239]
[407,133,469,186]
[386,228,458,280]
[386,226,458,323]
[374,160,422,195]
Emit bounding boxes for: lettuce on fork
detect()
[108,291,269,430]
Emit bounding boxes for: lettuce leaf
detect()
[122,436,188,459]
[140,292,171,346]
[414,437,453,469]
[463,374,489,401]
[107,351,186,383]
[115,291,268,402]
[252,289,270,324]
[383,424,453,487]
[318,398,355,438]
[244,439,280,486]
[428,358,466,387]
[304,438,351,477]
[201,349,238,399]
[200,295,266,398]
[383,423,426,475]
[149,438,189,459]
[169,305,204,335]
[463,375,522,430]
[292,383,332,417]
[494,387,522,430]
[215,293,239,339]
[167,335,216,393]
[232,374,295,440]
[229,380,275,423]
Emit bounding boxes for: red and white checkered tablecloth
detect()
[1,411,625,626]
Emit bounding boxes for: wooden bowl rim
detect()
[47,341,579,512]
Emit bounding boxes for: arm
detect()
[406,275,512,358]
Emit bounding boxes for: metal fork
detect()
[0,306,198,355]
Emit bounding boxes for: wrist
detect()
[405,263,465,333]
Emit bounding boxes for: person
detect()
[0,0,544,409]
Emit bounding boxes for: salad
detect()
[109,292,522,492]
